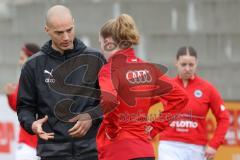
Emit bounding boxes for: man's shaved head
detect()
[44,5,75,53]
[46,5,73,27]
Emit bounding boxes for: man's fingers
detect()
[70,128,85,137]
[32,115,49,134]
[68,120,92,137]
[32,117,54,141]
[69,125,84,135]
[68,121,81,133]
[37,130,47,136]
[39,132,54,140]
[68,115,80,123]
[39,135,48,141]
[37,129,45,135]
[39,115,48,123]
[46,132,55,136]
[70,126,87,137]
[68,121,88,137]
[68,114,91,123]
[39,134,54,140]
[45,133,55,139]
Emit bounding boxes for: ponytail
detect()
[100,14,140,48]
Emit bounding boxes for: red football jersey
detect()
[159,76,230,149]
[7,84,37,148]
[96,48,188,160]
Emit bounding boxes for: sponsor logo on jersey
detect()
[170,120,198,128]
[126,69,152,84]
[220,104,226,111]
[194,89,203,98]
[44,69,55,83]
[44,69,53,77]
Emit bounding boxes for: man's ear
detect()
[44,25,49,33]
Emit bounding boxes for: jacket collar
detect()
[176,74,199,86]
[40,38,87,60]
[108,48,135,62]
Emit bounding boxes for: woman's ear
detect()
[103,37,118,52]
[104,37,114,44]
[103,38,109,45]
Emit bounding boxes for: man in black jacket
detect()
[17,5,105,160]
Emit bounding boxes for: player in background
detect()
[4,43,40,160]
[157,46,230,160]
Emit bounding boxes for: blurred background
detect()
[0,0,239,159]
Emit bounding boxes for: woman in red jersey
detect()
[156,46,230,160]
[96,14,189,160]
[4,43,40,160]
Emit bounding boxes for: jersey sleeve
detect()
[98,65,120,139]
[7,85,18,112]
[208,84,230,149]
[150,75,189,138]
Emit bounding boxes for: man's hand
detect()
[4,83,17,95]
[205,145,217,160]
[68,113,92,138]
[32,115,54,140]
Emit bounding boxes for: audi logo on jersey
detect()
[126,70,152,84]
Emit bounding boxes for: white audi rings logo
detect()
[126,70,152,84]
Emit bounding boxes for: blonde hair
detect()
[100,14,140,48]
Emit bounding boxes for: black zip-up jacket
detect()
[17,39,106,160]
